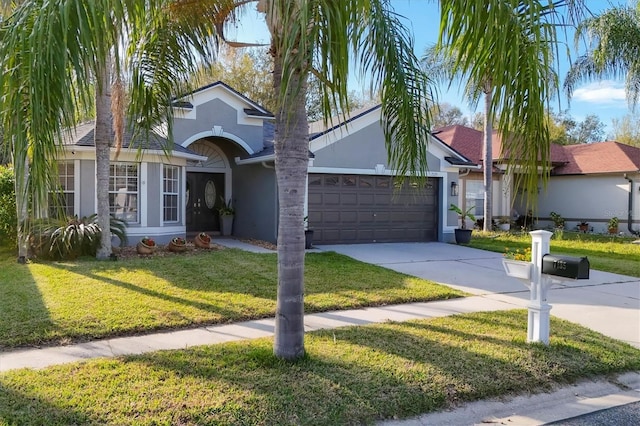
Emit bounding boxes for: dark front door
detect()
[186,172,225,232]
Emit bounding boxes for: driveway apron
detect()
[318,242,640,348]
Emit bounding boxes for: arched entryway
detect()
[185,140,231,233]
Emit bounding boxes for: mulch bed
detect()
[113,242,226,261]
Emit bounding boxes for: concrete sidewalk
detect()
[0,295,516,372]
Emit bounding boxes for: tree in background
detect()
[429,102,469,128]
[610,113,640,146]
[192,47,277,112]
[569,114,605,143]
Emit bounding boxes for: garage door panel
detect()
[308,173,439,244]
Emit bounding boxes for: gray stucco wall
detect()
[173,99,264,154]
[79,160,95,218]
[312,123,441,171]
[232,163,278,243]
[146,163,162,227]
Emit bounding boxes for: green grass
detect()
[0,245,463,349]
[1,310,638,425]
[469,231,640,277]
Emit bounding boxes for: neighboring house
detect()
[435,125,640,235]
[535,141,640,234]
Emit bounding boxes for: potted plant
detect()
[168,236,187,252]
[608,217,619,234]
[304,216,314,249]
[218,197,234,236]
[549,211,565,229]
[137,236,156,255]
[578,221,589,233]
[194,232,211,248]
[497,217,511,232]
[449,203,476,244]
[502,247,532,282]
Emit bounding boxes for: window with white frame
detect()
[49,161,75,218]
[109,163,139,223]
[465,180,485,217]
[163,165,180,222]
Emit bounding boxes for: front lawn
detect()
[469,231,640,277]
[0,245,463,349]
[1,310,638,425]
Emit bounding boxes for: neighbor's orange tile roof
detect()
[553,141,640,175]
[433,125,567,169]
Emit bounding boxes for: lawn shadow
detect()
[48,262,246,320]
[0,382,92,425]
[127,341,450,424]
[0,255,57,350]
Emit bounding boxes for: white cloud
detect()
[572,80,627,104]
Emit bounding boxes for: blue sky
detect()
[227,1,633,134]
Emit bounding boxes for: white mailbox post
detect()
[502,229,590,345]
[502,230,554,344]
[528,230,554,344]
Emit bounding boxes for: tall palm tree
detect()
[436,0,582,213]
[0,0,221,259]
[565,1,640,108]
[423,46,496,231]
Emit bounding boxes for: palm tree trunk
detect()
[483,82,493,232]
[15,148,29,263]
[95,63,113,260]
[272,54,308,361]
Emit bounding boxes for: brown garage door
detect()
[308,174,439,244]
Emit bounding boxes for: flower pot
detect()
[220,214,234,236]
[502,259,532,281]
[305,229,314,249]
[608,227,618,234]
[168,240,187,252]
[194,233,211,248]
[454,228,472,244]
[136,241,155,255]
[498,223,510,231]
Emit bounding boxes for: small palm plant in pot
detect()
[449,203,476,244]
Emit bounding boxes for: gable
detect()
[172,82,273,155]
[310,107,473,173]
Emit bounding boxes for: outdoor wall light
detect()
[450,181,459,196]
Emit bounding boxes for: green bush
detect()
[28,214,127,260]
[0,165,17,249]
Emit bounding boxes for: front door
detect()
[186,172,225,232]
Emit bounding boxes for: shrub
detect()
[28,214,127,260]
[0,165,17,248]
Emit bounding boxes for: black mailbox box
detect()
[542,254,590,280]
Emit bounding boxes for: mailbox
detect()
[542,254,589,280]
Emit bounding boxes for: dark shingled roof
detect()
[64,122,198,156]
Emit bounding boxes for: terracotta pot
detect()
[168,240,187,252]
[195,234,211,248]
[136,241,155,255]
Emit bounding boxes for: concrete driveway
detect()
[318,242,640,348]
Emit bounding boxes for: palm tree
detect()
[565,1,640,108]
[423,46,496,232]
[0,0,220,260]
[436,0,582,215]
